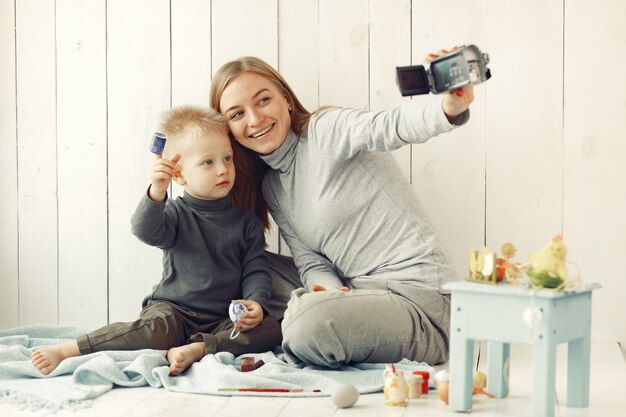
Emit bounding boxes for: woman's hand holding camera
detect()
[426,47,475,120]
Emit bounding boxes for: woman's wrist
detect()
[444,109,470,126]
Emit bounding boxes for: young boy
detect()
[32,105,281,376]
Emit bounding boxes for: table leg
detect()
[533,336,557,417]
[487,341,510,398]
[567,336,590,407]
[449,336,474,411]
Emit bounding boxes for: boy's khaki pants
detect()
[76,300,282,356]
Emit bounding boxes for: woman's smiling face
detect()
[219,72,292,155]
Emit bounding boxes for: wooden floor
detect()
[2,343,624,417]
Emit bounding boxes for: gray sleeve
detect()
[263,181,344,292]
[130,187,178,248]
[240,217,273,312]
[308,98,465,160]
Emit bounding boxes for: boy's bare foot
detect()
[167,342,205,376]
[31,340,80,375]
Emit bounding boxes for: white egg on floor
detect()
[331,384,359,408]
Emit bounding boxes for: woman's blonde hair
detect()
[209,57,312,230]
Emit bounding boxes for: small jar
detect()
[240,356,255,372]
[412,371,430,394]
[407,374,423,399]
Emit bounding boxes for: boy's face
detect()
[176,132,235,200]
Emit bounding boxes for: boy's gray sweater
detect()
[131,191,271,316]
[261,99,467,292]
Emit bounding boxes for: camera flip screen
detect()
[396,66,430,96]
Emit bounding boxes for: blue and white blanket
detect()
[0,325,434,411]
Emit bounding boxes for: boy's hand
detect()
[148,154,181,202]
[233,299,264,332]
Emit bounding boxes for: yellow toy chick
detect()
[383,365,409,407]
[527,235,568,289]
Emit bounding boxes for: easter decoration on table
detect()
[383,364,409,407]
[526,234,583,291]
[526,235,568,290]
[467,242,524,286]
[466,236,582,291]
[496,242,524,285]
[467,246,497,284]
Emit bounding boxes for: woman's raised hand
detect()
[441,85,474,118]
[425,47,475,119]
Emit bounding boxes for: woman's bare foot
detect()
[31,340,80,375]
[167,342,205,376]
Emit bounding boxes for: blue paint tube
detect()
[149,132,167,154]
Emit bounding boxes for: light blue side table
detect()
[443,280,600,417]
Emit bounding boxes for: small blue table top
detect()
[442,280,601,299]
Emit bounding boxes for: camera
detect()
[396,44,491,96]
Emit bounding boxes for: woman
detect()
[210,56,474,368]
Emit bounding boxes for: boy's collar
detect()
[182,191,231,210]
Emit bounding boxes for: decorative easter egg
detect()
[523,305,542,327]
[331,384,359,408]
[228,301,248,339]
[434,370,450,405]
[229,301,247,323]
[434,369,449,383]
[436,380,449,404]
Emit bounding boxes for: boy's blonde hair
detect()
[159,105,228,159]
[158,104,269,228]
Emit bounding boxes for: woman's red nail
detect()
[455,90,464,97]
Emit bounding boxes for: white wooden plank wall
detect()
[106,0,171,322]
[410,0,487,278]
[0,0,18,329]
[15,0,58,325]
[1,0,624,351]
[369,0,411,179]
[56,0,108,327]
[563,0,626,346]
[169,0,213,201]
[486,0,564,270]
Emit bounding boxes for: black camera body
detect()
[396,44,491,96]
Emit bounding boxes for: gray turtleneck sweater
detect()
[261,99,467,293]
[131,191,271,316]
